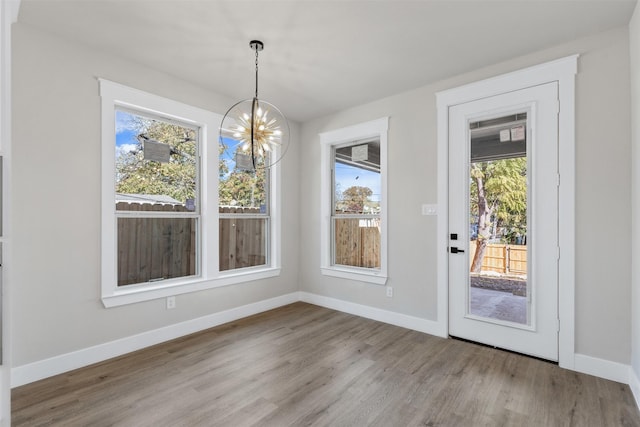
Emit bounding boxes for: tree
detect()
[338,186,373,213]
[116,118,197,204]
[116,114,267,210]
[469,157,527,272]
[218,150,267,208]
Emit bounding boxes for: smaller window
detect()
[332,140,381,269]
[320,117,389,285]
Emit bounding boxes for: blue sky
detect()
[220,136,239,178]
[115,110,141,154]
[116,109,380,199]
[116,128,136,146]
[335,162,381,202]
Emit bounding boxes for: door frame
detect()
[0,0,18,424]
[435,55,578,370]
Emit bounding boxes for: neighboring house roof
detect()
[115,193,182,205]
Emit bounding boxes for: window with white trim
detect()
[218,145,270,272]
[114,108,200,286]
[100,80,281,307]
[319,117,388,285]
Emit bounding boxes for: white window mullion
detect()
[100,79,281,308]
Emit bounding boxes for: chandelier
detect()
[219,40,290,171]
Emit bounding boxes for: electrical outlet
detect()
[166,296,176,309]
[386,286,393,298]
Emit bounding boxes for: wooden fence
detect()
[116,202,196,286]
[468,241,527,275]
[117,202,380,285]
[117,203,269,285]
[334,218,380,268]
[219,207,266,271]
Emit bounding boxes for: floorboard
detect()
[12,302,640,426]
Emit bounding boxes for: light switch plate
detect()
[421,204,437,215]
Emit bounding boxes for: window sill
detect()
[320,266,388,285]
[102,267,281,308]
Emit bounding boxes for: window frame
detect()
[100,79,281,307]
[319,117,389,285]
[218,151,272,273]
[114,107,202,287]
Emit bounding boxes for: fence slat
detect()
[117,202,196,286]
[469,241,527,275]
[118,203,384,283]
[334,218,380,268]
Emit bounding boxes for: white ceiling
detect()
[17,0,637,122]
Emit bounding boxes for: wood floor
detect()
[12,302,640,426]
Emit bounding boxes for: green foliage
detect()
[219,166,266,208]
[116,112,268,210]
[218,151,267,208]
[115,118,197,204]
[470,157,527,243]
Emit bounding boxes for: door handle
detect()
[450,247,465,254]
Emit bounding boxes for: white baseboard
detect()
[629,366,640,410]
[573,353,630,384]
[13,290,635,392]
[299,292,446,338]
[11,292,300,388]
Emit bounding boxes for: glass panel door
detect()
[448,81,559,361]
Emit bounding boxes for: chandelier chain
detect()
[255,48,259,99]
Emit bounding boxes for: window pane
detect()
[219,218,267,271]
[333,217,381,268]
[117,217,197,286]
[219,143,269,214]
[115,110,198,211]
[333,141,380,214]
[332,140,382,270]
[468,113,529,325]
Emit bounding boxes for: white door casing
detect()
[436,55,577,369]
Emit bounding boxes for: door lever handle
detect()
[450,247,465,254]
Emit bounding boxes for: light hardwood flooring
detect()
[12,302,640,426]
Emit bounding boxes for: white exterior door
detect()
[448,82,559,361]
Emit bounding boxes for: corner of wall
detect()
[629,1,640,404]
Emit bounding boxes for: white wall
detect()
[630,3,640,384]
[11,23,300,368]
[299,27,632,364]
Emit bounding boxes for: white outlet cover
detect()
[166,296,176,309]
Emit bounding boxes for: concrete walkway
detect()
[470,287,527,324]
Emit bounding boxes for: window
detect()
[218,144,270,272]
[114,109,200,286]
[319,117,388,285]
[332,140,381,268]
[100,80,281,307]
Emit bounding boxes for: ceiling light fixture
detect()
[219,40,290,171]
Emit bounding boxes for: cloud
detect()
[115,110,144,134]
[116,143,138,156]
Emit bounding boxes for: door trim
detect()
[436,55,578,369]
